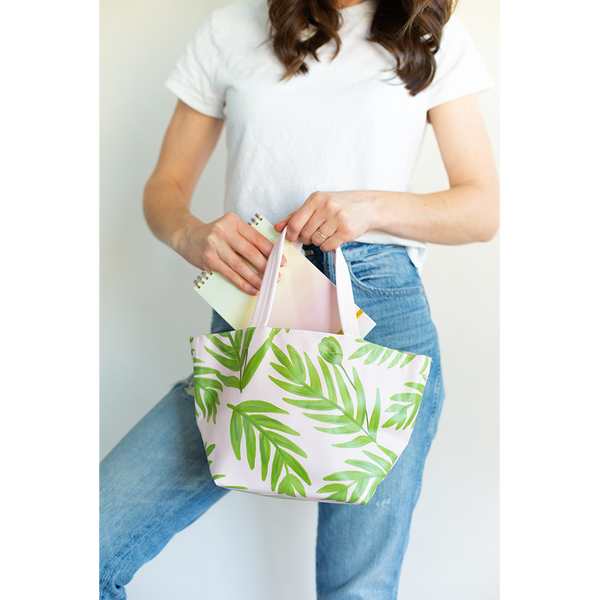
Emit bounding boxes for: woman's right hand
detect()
[173,212,286,296]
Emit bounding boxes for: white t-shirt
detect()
[165,0,493,273]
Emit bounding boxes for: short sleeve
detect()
[164,13,226,119]
[426,15,494,110]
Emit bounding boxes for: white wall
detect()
[100,0,499,598]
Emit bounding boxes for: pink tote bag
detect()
[190,226,431,504]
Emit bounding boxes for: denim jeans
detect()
[99,241,445,600]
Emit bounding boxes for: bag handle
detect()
[249,226,360,337]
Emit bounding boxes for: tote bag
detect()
[190,226,432,504]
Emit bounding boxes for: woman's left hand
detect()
[273,190,378,252]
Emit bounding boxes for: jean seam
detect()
[384,361,441,598]
[425,357,443,445]
[100,464,225,596]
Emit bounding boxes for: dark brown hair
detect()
[266,0,457,95]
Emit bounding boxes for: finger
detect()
[316,231,347,254]
[285,205,316,243]
[238,223,287,268]
[300,213,333,246]
[220,242,271,290]
[229,230,270,276]
[214,245,284,295]
[274,213,294,232]
[211,254,261,296]
[311,226,337,248]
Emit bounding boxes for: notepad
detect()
[193,214,376,336]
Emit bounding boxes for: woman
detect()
[100,0,498,597]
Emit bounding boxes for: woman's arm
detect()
[275,93,499,250]
[144,100,284,296]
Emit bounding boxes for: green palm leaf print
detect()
[192,357,222,424]
[316,449,394,504]
[269,337,402,501]
[203,327,281,392]
[227,400,311,498]
[204,441,226,480]
[268,340,391,454]
[192,328,282,425]
[382,382,425,430]
[349,339,419,370]
[269,344,378,445]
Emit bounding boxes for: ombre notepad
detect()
[193,214,376,336]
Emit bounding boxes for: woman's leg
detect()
[304,242,445,600]
[99,312,234,599]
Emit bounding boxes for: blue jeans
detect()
[100,241,445,599]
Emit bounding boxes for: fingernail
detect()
[281,256,287,266]
[250,287,259,295]
[277,273,282,282]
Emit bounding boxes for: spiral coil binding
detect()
[194,213,263,289]
[249,213,263,226]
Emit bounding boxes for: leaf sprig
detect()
[268,341,383,449]
[203,328,281,391]
[316,447,398,504]
[349,339,419,370]
[192,359,222,424]
[227,400,311,498]
[192,328,282,424]
[382,381,425,430]
[204,441,226,480]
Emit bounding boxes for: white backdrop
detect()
[100,0,499,598]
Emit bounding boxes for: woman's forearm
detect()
[143,175,205,253]
[367,181,499,245]
[275,179,499,251]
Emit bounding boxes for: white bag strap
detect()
[249,226,361,337]
[332,244,361,338]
